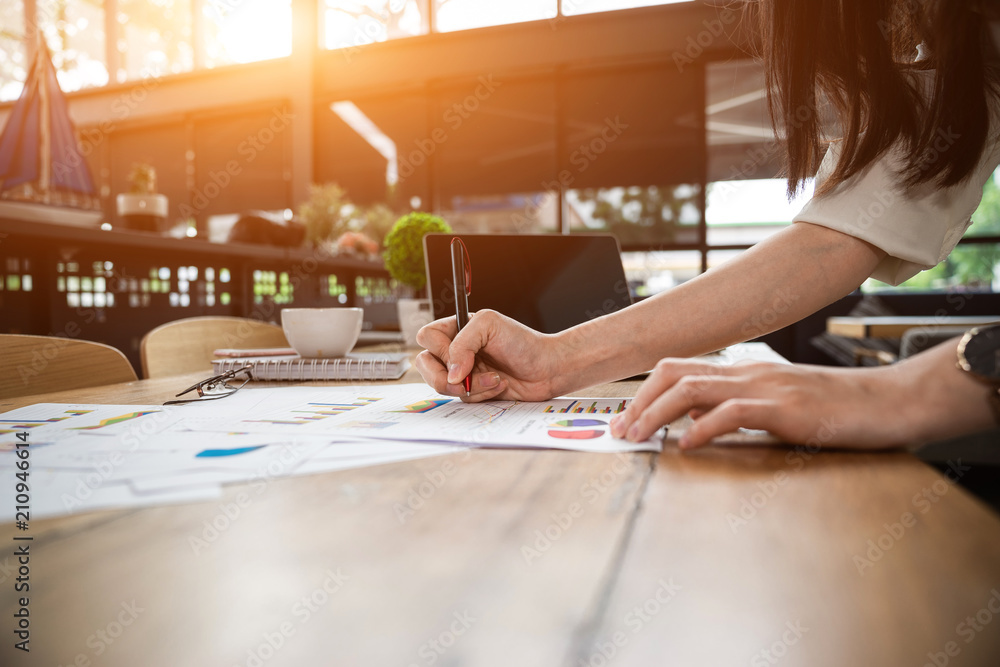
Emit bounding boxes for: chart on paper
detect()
[178,386,660,452]
[542,399,627,415]
[327,393,658,452]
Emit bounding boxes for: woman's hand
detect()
[609,341,997,450]
[414,309,564,402]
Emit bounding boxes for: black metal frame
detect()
[0,218,401,377]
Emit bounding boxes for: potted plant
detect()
[383,212,451,347]
[116,162,169,232]
[335,230,379,258]
[299,183,354,247]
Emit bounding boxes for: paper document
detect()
[176,384,662,452]
[0,384,656,521]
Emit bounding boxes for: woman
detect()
[414,0,1000,449]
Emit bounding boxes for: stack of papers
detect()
[0,384,661,521]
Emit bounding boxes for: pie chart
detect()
[549,419,607,427]
[547,429,604,440]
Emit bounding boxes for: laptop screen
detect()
[423,233,633,334]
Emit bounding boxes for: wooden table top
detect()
[3,367,1000,666]
[827,315,1000,339]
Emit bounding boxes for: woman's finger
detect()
[414,350,452,394]
[625,374,754,442]
[446,310,502,384]
[679,399,778,449]
[612,360,736,438]
[416,317,460,362]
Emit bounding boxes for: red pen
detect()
[450,237,473,396]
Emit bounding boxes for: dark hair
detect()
[759,0,1000,196]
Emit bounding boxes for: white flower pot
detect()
[397,298,433,348]
[116,193,168,232]
[116,193,168,217]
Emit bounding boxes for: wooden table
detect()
[826,315,1000,339]
[3,367,1000,667]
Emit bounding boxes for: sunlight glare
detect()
[214,0,292,64]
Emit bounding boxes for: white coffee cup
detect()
[281,308,363,358]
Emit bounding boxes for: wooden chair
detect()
[140,316,289,378]
[0,334,138,399]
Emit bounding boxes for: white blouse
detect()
[793,88,1000,285]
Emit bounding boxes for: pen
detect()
[450,237,472,396]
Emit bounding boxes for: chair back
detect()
[141,316,289,378]
[0,334,138,399]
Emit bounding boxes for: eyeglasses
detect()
[164,365,254,405]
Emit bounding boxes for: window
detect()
[315,93,431,206]
[568,185,701,247]
[706,178,813,247]
[561,0,693,17]
[442,192,560,233]
[191,108,292,218]
[201,0,292,67]
[621,250,701,297]
[118,0,194,81]
[37,0,108,91]
[863,170,1000,293]
[323,0,427,51]
[0,1,26,101]
[435,77,558,205]
[434,0,557,32]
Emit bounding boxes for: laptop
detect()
[423,233,633,334]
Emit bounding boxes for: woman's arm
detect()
[552,220,886,391]
[416,221,886,400]
[609,336,998,449]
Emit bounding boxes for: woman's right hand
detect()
[414,309,564,402]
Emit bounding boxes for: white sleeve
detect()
[792,131,1000,286]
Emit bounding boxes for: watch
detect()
[956,323,1000,426]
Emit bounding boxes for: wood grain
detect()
[0,429,653,666]
[827,315,1000,339]
[3,366,1000,665]
[579,446,1000,667]
[0,334,137,399]
[140,316,290,378]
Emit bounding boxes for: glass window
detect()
[323,0,427,51]
[964,168,1000,238]
[202,0,292,67]
[441,192,559,233]
[434,0,557,33]
[621,250,701,297]
[862,170,1000,293]
[562,0,693,17]
[315,93,431,206]
[118,0,194,81]
[435,77,558,204]
[861,242,1000,293]
[567,185,700,248]
[37,0,108,91]
[0,1,26,101]
[706,248,741,271]
[562,65,703,192]
[706,178,813,246]
[191,109,292,218]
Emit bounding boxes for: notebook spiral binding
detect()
[215,355,398,381]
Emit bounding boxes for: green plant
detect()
[127,163,157,194]
[360,202,398,248]
[299,183,354,246]
[383,212,451,291]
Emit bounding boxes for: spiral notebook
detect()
[212,353,411,381]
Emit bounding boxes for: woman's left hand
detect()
[609,358,918,449]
